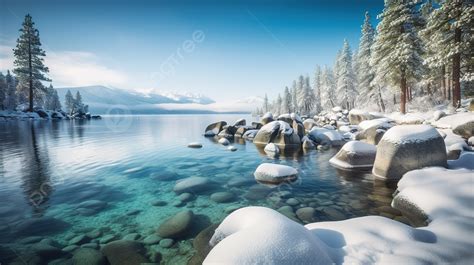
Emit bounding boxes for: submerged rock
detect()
[73,248,106,265]
[156,210,194,238]
[254,163,298,184]
[173,176,213,194]
[210,192,236,203]
[329,141,377,170]
[187,142,203,148]
[373,125,447,180]
[101,240,150,265]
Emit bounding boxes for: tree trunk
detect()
[378,87,385,113]
[442,65,446,100]
[28,35,33,112]
[452,27,461,108]
[401,69,407,114]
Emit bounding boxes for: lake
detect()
[0,114,402,264]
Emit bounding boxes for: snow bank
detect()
[204,207,332,265]
[381,125,441,144]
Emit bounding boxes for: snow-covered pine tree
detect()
[12,14,50,112]
[356,11,379,109]
[65,90,74,114]
[0,72,5,110]
[44,84,61,110]
[320,66,336,110]
[296,75,305,113]
[4,71,17,110]
[336,40,357,109]
[291,80,298,113]
[282,86,292,114]
[75,91,85,114]
[300,75,316,115]
[263,93,269,113]
[313,65,322,114]
[276,94,283,116]
[371,0,425,114]
[333,49,342,87]
[422,0,472,107]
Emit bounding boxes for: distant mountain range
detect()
[55,85,259,114]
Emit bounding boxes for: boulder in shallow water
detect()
[254,163,298,184]
[372,125,447,180]
[101,240,150,265]
[210,192,236,203]
[329,141,376,170]
[260,112,274,125]
[233,118,246,126]
[217,125,237,138]
[253,121,301,148]
[204,121,227,136]
[218,138,229,145]
[308,127,344,146]
[156,210,194,238]
[264,143,279,156]
[187,142,203,148]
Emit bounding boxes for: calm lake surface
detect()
[0,114,402,264]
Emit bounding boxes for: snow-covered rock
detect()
[217,125,237,139]
[308,127,344,146]
[218,138,230,146]
[348,109,371,125]
[329,141,376,170]
[432,112,474,138]
[432,110,446,121]
[204,207,332,265]
[261,112,274,125]
[253,121,300,147]
[187,142,203,148]
[204,121,227,136]
[264,143,279,156]
[389,112,426,125]
[372,125,447,180]
[233,118,246,127]
[253,163,298,184]
[303,119,317,131]
[242,129,258,140]
[227,146,237,151]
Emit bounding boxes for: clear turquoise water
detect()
[0,115,400,264]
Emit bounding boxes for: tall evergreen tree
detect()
[320,66,336,110]
[422,0,472,107]
[12,14,50,112]
[4,71,17,110]
[356,12,378,108]
[313,65,323,114]
[291,80,298,113]
[275,94,283,116]
[300,75,316,114]
[282,86,292,114]
[65,90,74,114]
[44,84,61,110]
[336,40,357,109]
[371,0,425,114]
[296,75,305,113]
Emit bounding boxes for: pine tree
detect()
[65,90,74,114]
[44,84,61,110]
[12,14,50,112]
[296,75,305,113]
[422,0,472,107]
[282,86,292,114]
[371,0,425,114]
[0,72,6,110]
[291,80,298,113]
[300,75,316,114]
[263,93,269,113]
[336,40,357,109]
[275,94,283,116]
[320,66,336,110]
[313,66,323,114]
[4,71,17,110]
[356,11,379,109]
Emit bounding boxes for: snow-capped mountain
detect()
[55,85,249,114]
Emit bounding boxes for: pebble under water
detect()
[0,114,407,264]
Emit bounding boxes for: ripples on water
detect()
[0,115,403,264]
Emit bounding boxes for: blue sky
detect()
[0,0,383,102]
